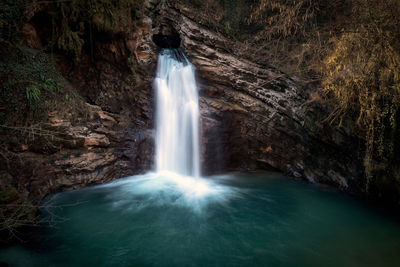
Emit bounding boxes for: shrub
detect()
[322,0,400,191]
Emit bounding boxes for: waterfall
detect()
[154,49,200,178]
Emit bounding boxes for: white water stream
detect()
[154,49,200,178]
[101,49,233,208]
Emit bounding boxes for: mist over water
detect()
[2,173,400,267]
[149,49,223,205]
[1,50,400,267]
[99,172,238,214]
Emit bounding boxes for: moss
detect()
[0,47,62,124]
[0,45,89,154]
[0,43,89,119]
[52,0,143,60]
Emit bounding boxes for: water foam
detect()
[101,173,236,213]
[103,49,235,213]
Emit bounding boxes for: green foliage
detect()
[0,46,72,125]
[43,76,59,93]
[25,85,41,105]
[24,77,59,105]
[224,21,231,34]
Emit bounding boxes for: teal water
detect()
[1,172,400,267]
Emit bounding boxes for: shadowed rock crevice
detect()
[152,33,181,48]
[0,0,374,221]
[151,15,181,48]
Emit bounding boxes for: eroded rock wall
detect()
[1,0,366,211]
[0,2,158,206]
[149,0,364,192]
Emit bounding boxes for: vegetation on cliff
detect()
[0,0,144,239]
[0,0,144,135]
[253,0,400,199]
[1,0,400,238]
[252,0,400,200]
[181,0,400,201]
[322,0,400,198]
[54,0,142,60]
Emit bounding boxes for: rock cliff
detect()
[1,0,369,224]
[149,1,364,190]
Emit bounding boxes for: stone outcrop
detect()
[0,6,157,207]
[1,0,368,217]
[0,103,154,203]
[149,0,364,192]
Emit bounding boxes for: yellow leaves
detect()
[317,0,400,189]
[321,0,400,180]
[249,0,318,39]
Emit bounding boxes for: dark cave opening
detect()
[152,33,181,48]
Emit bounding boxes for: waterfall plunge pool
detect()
[2,50,400,266]
[1,172,400,267]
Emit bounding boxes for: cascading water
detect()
[154,49,200,178]
[4,44,400,267]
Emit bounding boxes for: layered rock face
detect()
[1,0,366,211]
[149,1,364,192]
[0,3,157,204]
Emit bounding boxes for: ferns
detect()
[0,47,73,125]
[26,85,41,105]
